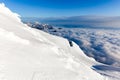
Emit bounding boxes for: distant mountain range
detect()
[22,16,120,29]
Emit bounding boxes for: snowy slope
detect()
[0,3,105,80]
[25,21,120,80]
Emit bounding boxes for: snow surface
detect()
[49,28,120,65]
[43,27,120,80]
[0,3,107,80]
[26,22,120,66]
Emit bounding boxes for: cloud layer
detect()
[22,16,120,29]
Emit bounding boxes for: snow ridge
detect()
[0,3,106,80]
[0,3,21,22]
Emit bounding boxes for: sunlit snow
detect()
[0,3,106,80]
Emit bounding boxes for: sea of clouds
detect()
[23,16,120,66]
[47,28,120,66]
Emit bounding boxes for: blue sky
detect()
[1,0,120,17]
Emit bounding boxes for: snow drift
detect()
[0,3,105,80]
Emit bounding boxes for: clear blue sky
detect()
[1,0,120,17]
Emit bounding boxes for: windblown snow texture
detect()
[0,3,106,80]
[25,19,120,80]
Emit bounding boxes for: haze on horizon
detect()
[1,0,120,17]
